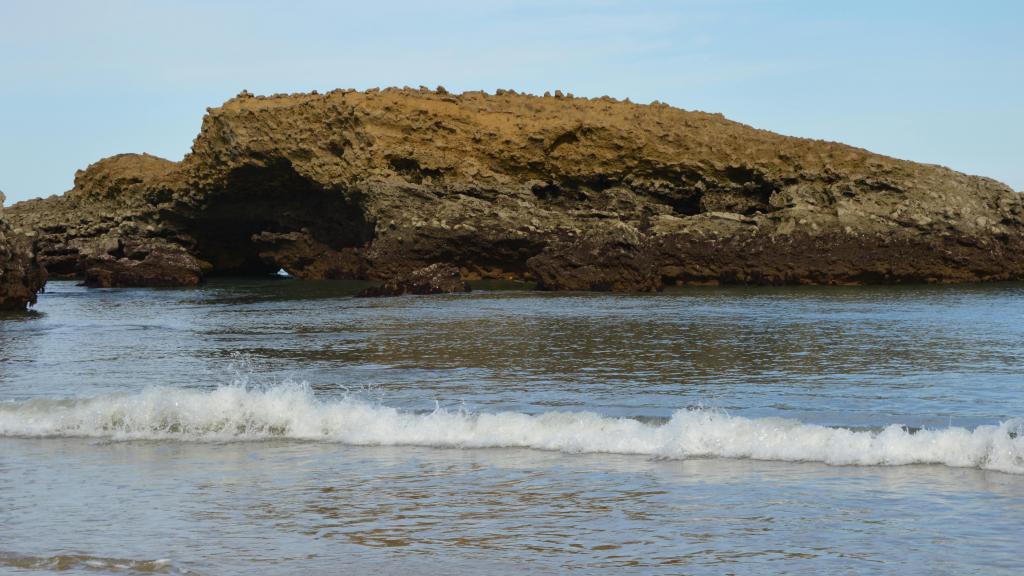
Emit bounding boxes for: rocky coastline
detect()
[8,87,1024,294]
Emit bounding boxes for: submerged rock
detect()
[8,88,1024,290]
[0,193,46,309]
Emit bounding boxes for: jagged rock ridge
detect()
[8,87,1024,292]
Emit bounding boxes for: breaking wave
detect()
[0,551,192,575]
[2,384,1022,474]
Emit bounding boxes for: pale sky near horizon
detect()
[1,0,1021,204]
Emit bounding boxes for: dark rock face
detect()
[0,194,46,309]
[357,263,470,297]
[527,224,661,292]
[8,87,1024,291]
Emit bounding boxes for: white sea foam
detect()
[1,384,1022,474]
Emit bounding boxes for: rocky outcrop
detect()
[527,223,662,292]
[8,87,1024,292]
[357,263,470,297]
[0,193,46,309]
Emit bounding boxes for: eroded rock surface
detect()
[357,263,470,297]
[0,193,46,309]
[8,87,1024,292]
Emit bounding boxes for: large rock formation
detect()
[8,87,1024,292]
[0,192,46,309]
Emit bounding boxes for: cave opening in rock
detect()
[185,159,372,277]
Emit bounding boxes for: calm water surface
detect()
[1,280,1022,575]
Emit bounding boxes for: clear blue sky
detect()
[2,0,1021,204]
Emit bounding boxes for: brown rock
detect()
[7,88,1024,291]
[81,242,202,288]
[357,263,470,297]
[252,230,365,280]
[0,192,46,309]
[527,224,661,292]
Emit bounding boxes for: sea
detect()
[1,279,1022,575]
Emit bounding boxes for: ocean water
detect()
[1,279,1022,575]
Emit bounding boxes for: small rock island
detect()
[5,87,1023,302]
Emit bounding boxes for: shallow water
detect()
[1,280,1023,574]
